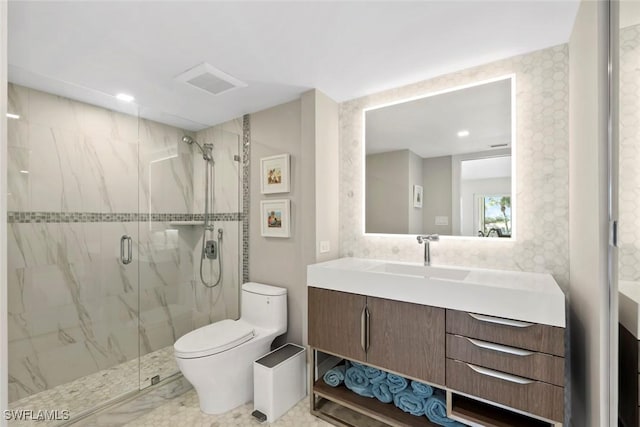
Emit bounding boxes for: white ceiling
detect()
[365,78,511,158]
[461,156,512,180]
[8,1,579,131]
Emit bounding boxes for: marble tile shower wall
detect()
[5,84,242,402]
[339,45,570,287]
[619,24,640,282]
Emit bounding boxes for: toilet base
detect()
[176,333,274,415]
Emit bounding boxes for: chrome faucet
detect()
[417,234,439,266]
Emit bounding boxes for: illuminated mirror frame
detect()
[361,74,517,240]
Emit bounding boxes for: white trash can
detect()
[252,343,307,423]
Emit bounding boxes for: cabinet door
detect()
[308,287,367,362]
[366,297,445,385]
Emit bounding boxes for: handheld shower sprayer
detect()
[182,135,213,162]
[182,135,221,288]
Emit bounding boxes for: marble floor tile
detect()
[8,343,332,427]
[8,346,178,427]
[121,391,331,427]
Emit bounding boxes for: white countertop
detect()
[620,280,640,338]
[307,257,566,328]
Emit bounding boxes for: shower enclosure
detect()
[6,83,243,422]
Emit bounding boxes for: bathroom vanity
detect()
[619,281,640,427]
[307,258,566,427]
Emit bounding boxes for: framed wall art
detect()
[260,199,291,238]
[413,185,423,208]
[260,154,290,194]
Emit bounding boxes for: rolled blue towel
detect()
[363,366,387,384]
[411,380,433,398]
[371,381,393,403]
[344,366,374,398]
[349,360,366,369]
[386,373,408,394]
[425,392,466,426]
[323,365,346,387]
[393,390,427,416]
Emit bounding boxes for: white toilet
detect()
[174,282,287,414]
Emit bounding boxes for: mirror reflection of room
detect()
[364,77,513,237]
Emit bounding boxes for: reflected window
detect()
[475,195,511,237]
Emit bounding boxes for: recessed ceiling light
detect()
[6,113,20,119]
[116,93,135,102]
[19,170,29,174]
[457,130,470,138]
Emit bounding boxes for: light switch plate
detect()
[320,241,330,253]
[435,216,449,226]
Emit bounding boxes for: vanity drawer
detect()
[446,310,564,357]
[446,334,564,386]
[446,359,564,422]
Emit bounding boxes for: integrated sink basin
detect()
[307,257,566,327]
[619,280,640,338]
[367,262,471,281]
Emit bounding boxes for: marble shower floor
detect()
[8,346,178,427]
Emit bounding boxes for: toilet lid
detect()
[174,319,255,359]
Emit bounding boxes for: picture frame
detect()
[260,199,291,238]
[260,154,290,194]
[413,185,423,208]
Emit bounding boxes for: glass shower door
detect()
[6,82,143,422]
[137,117,242,389]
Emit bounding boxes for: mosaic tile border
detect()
[7,212,243,224]
[242,114,250,284]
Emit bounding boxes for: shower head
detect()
[181,135,213,162]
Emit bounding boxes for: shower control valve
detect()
[204,240,217,260]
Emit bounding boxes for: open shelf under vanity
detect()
[312,379,439,427]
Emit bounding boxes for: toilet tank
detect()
[241,282,287,335]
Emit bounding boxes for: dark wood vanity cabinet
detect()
[308,287,445,385]
[366,296,445,385]
[619,324,639,427]
[308,287,367,363]
[308,287,566,426]
[445,309,565,423]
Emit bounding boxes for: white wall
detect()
[250,99,305,346]
[250,91,339,346]
[422,156,452,235]
[568,1,611,425]
[1,1,8,423]
[314,91,340,263]
[366,150,409,234]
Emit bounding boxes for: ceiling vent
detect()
[175,63,247,96]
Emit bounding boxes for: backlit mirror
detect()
[364,76,515,238]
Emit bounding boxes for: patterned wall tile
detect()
[243,114,251,284]
[619,24,640,281]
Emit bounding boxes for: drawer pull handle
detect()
[466,363,534,385]
[466,338,534,356]
[468,313,533,328]
[361,306,367,352]
[365,306,370,352]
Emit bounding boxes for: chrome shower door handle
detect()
[127,236,133,264]
[121,235,133,265]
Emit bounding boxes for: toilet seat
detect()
[174,319,255,359]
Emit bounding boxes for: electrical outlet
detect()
[320,241,330,253]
